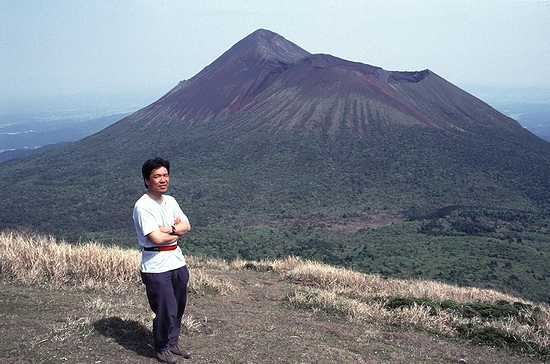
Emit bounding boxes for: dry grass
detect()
[237,256,550,356]
[236,256,531,304]
[187,255,231,271]
[286,286,549,352]
[230,256,304,273]
[0,231,236,295]
[266,258,522,304]
[287,286,455,334]
[2,231,548,356]
[0,231,140,288]
[190,268,236,295]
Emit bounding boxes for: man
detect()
[132,157,191,363]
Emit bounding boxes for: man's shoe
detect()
[170,344,191,359]
[156,349,177,364]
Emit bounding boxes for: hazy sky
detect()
[1,0,549,109]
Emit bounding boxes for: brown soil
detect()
[0,269,542,363]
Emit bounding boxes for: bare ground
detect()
[0,269,544,364]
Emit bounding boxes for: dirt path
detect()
[0,270,542,363]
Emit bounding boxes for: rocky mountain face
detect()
[1,29,549,242]
[103,29,525,138]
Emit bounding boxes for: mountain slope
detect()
[1,29,549,303]
[1,27,549,234]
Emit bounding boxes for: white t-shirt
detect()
[132,193,188,273]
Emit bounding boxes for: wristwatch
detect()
[171,225,176,234]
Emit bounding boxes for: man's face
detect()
[146,166,170,195]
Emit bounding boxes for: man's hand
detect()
[173,216,191,236]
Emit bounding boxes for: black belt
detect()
[143,245,178,252]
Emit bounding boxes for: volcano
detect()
[105,29,524,138]
[1,29,549,243]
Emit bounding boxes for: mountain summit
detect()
[217,28,311,65]
[129,29,310,124]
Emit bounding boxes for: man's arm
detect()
[171,201,191,237]
[146,218,190,245]
[146,230,178,245]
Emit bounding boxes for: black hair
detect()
[142,157,170,189]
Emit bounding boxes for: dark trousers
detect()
[141,265,190,352]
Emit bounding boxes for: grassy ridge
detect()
[239,259,550,357]
[1,231,548,358]
[0,231,235,295]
